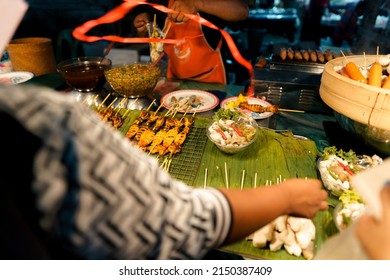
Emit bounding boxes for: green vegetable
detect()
[321,146,357,162]
[339,189,364,206]
[212,108,242,121]
[326,167,338,180]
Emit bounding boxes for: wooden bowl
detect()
[320,55,390,155]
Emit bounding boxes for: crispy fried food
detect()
[325,49,333,61]
[163,127,180,148]
[138,128,155,147]
[174,130,188,146]
[308,49,317,62]
[167,144,181,157]
[287,48,294,60]
[126,123,139,139]
[294,50,303,60]
[145,114,159,126]
[280,48,287,60]
[148,145,167,156]
[316,50,325,63]
[256,57,268,68]
[135,125,149,142]
[138,110,150,121]
[301,49,310,61]
[152,116,165,131]
[164,118,176,129]
[181,116,194,128]
[239,102,279,113]
[151,128,168,147]
[110,114,123,128]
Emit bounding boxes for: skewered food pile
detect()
[125,110,194,158]
[334,53,390,89]
[278,47,343,63]
[96,107,124,128]
[168,94,203,112]
[225,93,296,114]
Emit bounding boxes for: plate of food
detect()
[220,94,274,119]
[317,146,383,197]
[0,71,34,85]
[161,89,219,113]
[333,189,366,232]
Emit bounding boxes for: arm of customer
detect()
[355,186,390,260]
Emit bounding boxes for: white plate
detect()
[161,89,219,113]
[220,96,274,119]
[0,71,34,85]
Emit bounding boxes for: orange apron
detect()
[164,1,226,84]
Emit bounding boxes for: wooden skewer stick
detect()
[114,98,127,115]
[180,106,192,121]
[224,162,229,189]
[147,99,157,111]
[340,50,348,62]
[98,93,111,110]
[154,102,165,115]
[363,52,367,72]
[107,97,118,109]
[254,172,258,189]
[127,97,139,110]
[204,168,208,189]
[277,108,305,113]
[240,169,246,190]
[82,95,92,105]
[122,98,139,119]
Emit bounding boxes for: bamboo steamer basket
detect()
[320,55,390,155]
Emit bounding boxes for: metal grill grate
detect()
[161,126,208,185]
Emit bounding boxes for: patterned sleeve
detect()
[0,85,232,259]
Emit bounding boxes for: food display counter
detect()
[24,72,374,259]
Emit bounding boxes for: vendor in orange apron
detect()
[163,0,226,84]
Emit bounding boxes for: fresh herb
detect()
[212,108,242,121]
[321,146,358,162]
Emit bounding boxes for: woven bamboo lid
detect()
[320,55,390,131]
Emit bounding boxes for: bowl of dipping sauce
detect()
[57,57,112,92]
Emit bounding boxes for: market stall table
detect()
[24,73,341,259]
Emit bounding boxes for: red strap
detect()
[72,0,254,95]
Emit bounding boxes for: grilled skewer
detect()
[239,102,304,114]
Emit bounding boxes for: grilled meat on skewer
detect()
[239,102,279,113]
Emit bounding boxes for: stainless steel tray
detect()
[253,80,333,115]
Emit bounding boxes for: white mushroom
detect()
[302,240,315,260]
[269,230,287,251]
[252,222,274,248]
[273,215,288,232]
[284,241,302,257]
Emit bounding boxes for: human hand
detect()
[279,178,328,219]
[168,0,199,23]
[355,185,390,259]
[134,13,151,36]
